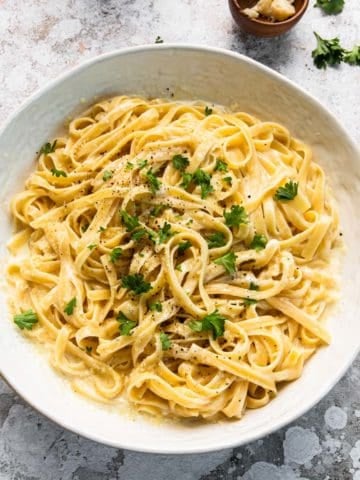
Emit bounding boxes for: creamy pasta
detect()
[7,95,340,419]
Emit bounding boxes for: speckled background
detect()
[0,1,359,479]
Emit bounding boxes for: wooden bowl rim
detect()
[231,0,309,26]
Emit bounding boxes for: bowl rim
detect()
[230,0,310,26]
[0,43,359,454]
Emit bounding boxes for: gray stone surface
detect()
[0,0,359,478]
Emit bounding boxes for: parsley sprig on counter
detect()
[315,0,344,14]
[312,33,360,69]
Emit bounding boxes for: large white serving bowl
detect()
[0,45,359,454]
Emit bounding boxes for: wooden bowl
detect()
[229,0,309,37]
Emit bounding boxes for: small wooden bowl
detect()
[229,0,309,37]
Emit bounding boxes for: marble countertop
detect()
[0,1,359,479]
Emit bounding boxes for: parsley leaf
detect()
[110,247,123,263]
[149,301,163,312]
[193,169,214,199]
[150,204,167,217]
[146,168,161,194]
[51,168,67,177]
[103,170,113,181]
[189,309,226,339]
[155,36,164,44]
[131,229,148,242]
[249,282,259,291]
[126,162,134,170]
[40,140,57,155]
[122,273,152,295]
[214,159,228,172]
[204,106,213,116]
[160,332,171,350]
[315,0,344,14]
[87,243,97,250]
[243,298,257,307]
[180,172,193,190]
[250,234,268,251]
[138,159,148,170]
[178,240,192,254]
[344,45,360,65]
[158,222,174,243]
[172,154,189,171]
[175,264,182,272]
[206,232,227,249]
[223,176,232,186]
[312,32,344,69]
[117,311,137,335]
[274,181,299,201]
[13,309,38,330]
[224,205,249,227]
[64,297,77,315]
[214,251,237,275]
[120,210,140,232]
[98,226,106,232]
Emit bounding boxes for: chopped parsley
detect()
[87,243,97,250]
[214,251,237,275]
[250,234,268,251]
[117,312,137,336]
[224,205,249,228]
[204,106,213,116]
[51,168,67,177]
[158,222,174,243]
[40,140,57,155]
[214,159,228,172]
[312,32,344,69]
[103,170,113,181]
[150,204,167,217]
[344,45,360,65]
[192,169,214,199]
[149,301,163,312]
[160,332,171,350]
[175,264,182,272]
[110,247,123,263]
[206,232,227,249]
[223,176,232,186]
[274,181,299,201]
[243,298,257,307]
[126,162,134,170]
[178,240,192,254]
[122,273,152,295]
[13,309,38,330]
[172,154,189,171]
[64,297,77,315]
[138,159,148,170]
[189,310,226,339]
[120,210,140,232]
[249,282,259,291]
[131,229,148,242]
[180,172,193,190]
[315,0,344,14]
[155,36,164,44]
[146,168,161,194]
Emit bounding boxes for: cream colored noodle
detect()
[7,95,340,420]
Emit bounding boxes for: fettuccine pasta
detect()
[7,95,341,420]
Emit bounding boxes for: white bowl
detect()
[0,45,359,454]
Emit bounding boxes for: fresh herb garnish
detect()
[206,232,227,249]
[178,240,192,254]
[98,226,106,232]
[150,204,166,217]
[155,36,164,44]
[160,332,171,350]
[250,234,268,251]
[131,229,148,242]
[274,181,299,201]
[172,154,189,172]
[214,159,228,172]
[189,310,226,339]
[40,140,57,155]
[81,224,89,233]
[138,159,148,170]
[158,222,174,243]
[122,273,152,295]
[103,170,113,181]
[146,168,161,194]
[315,0,344,14]
[193,169,214,199]
[64,297,77,315]
[243,298,257,307]
[117,311,137,336]
[344,45,360,65]
[51,168,67,177]
[13,309,38,330]
[214,251,237,275]
[126,162,134,170]
[110,247,123,263]
[149,301,163,312]
[175,264,182,272]
[120,210,140,232]
[87,243,97,250]
[223,176,232,186]
[180,172,193,190]
[204,106,213,116]
[224,205,249,228]
[249,282,259,291]
[312,33,344,69]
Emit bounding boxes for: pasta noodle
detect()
[7,95,341,420]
